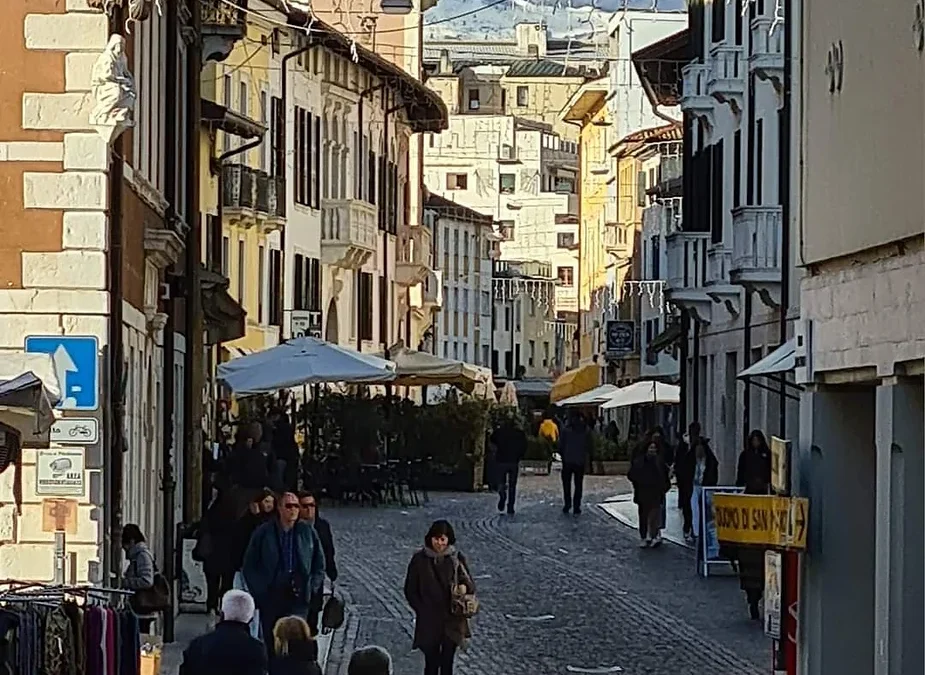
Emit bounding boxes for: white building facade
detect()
[426,192,495,366]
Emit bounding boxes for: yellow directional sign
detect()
[711,493,808,550]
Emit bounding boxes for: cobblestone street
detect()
[321,475,768,675]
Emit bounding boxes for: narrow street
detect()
[321,476,768,675]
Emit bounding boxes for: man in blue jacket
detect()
[243,491,326,653]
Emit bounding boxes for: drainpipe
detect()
[161,0,179,643]
[356,83,385,352]
[183,0,203,524]
[778,0,792,438]
[106,4,126,585]
[742,290,752,447]
[278,42,314,344]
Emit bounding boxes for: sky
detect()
[424,0,688,40]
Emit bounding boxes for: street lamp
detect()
[380,0,414,14]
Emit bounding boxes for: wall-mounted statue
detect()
[89,34,137,145]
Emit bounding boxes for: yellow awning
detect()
[550,364,601,403]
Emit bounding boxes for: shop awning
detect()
[550,364,601,403]
[0,353,61,445]
[737,338,802,401]
[556,383,620,407]
[600,380,680,409]
[737,339,796,379]
[648,323,683,353]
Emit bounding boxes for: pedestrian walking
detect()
[270,616,322,675]
[674,422,711,541]
[347,646,393,675]
[538,410,559,446]
[299,491,338,636]
[628,441,671,547]
[681,436,719,542]
[559,411,591,515]
[179,589,268,675]
[490,413,527,515]
[230,488,277,638]
[243,491,327,654]
[736,429,772,620]
[197,489,239,617]
[120,523,164,633]
[403,520,476,675]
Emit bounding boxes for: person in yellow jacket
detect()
[538,411,559,445]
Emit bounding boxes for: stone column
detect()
[874,377,925,675]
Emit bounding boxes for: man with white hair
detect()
[179,589,267,675]
[347,646,393,675]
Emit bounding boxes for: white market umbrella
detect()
[557,384,620,407]
[217,337,396,395]
[600,381,680,409]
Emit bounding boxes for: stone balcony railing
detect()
[320,198,378,269]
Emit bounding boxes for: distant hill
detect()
[424,0,688,41]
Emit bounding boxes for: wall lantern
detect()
[380,0,414,14]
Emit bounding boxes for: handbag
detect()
[321,588,345,632]
[449,554,479,619]
[132,568,172,614]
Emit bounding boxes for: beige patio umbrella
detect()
[377,344,486,394]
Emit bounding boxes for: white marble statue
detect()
[90,34,136,144]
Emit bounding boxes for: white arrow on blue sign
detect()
[25,336,100,411]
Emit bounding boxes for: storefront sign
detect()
[764,550,782,639]
[605,320,635,358]
[36,448,85,496]
[698,486,745,577]
[712,493,808,550]
[290,310,322,338]
[770,436,790,494]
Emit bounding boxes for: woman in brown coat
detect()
[403,520,475,675]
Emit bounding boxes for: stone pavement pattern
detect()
[322,475,768,675]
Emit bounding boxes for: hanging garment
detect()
[43,606,76,675]
[104,609,117,675]
[118,611,140,675]
[63,602,86,675]
[85,607,105,675]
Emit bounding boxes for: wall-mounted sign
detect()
[42,498,78,534]
[770,436,790,494]
[36,448,85,496]
[50,418,99,446]
[290,310,322,339]
[712,493,809,550]
[605,320,635,358]
[764,550,782,639]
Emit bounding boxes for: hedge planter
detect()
[520,460,552,476]
[592,460,630,476]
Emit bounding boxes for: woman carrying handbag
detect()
[403,520,477,675]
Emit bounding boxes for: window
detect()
[236,239,245,302]
[453,343,459,360]
[446,173,468,190]
[557,232,576,249]
[239,81,248,118]
[257,245,265,323]
[515,300,521,332]
[735,0,744,45]
[294,106,311,207]
[499,220,514,240]
[482,345,490,368]
[222,74,232,152]
[651,236,661,279]
[499,173,515,194]
[462,343,468,362]
[733,129,742,208]
[379,276,388,343]
[258,91,268,171]
[270,96,283,176]
[467,89,480,110]
[268,249,282,325]
[528,297,535,317]
[504,305,511,331]
[443,341,449,358]
[221,235,229,276]
[755,118,764,204]
[501,89,507,110]
[543,341,550,367]
[481,291,490,315]
[516,86,528,106]
[637,171,647,207]
[358,272,373,341]
[710,139,724,244]
[712,0,725,43]
[528,340,535,367]
[557,266,574,286]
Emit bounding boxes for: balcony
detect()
[750,17,785,91]
[604,224,630,258]
[497,144,522,164]
[320,199,378,269]
[680,63,714,125]
[201,0,246,63]
[730,205,782,308]
[396,227,432,287]
[222,163,257,224]
[665,230,713,323]
[708,45,746,114]
[423,270,443,312]
[705,246,741,317]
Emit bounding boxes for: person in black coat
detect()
[490,414,527,515]
[299,492,338,636]
[269,616,322,675]
[180,589,267,675]
[403,520,475,675]
[628,441,671,547]
[736,429,772,620]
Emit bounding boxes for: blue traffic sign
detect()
[25,336,100,411]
